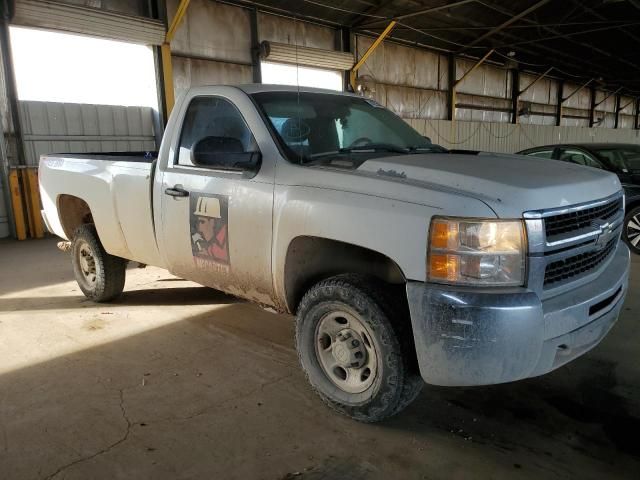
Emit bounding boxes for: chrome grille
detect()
[524,192,624,296]
[544,197,622,239]
[544,238,617,287]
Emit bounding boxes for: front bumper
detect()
[406,242,630,386]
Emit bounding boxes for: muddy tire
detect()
[71,224,127,302]
[296,274,423,422]
[624,206,640,254]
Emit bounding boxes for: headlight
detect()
[428,217,526,286]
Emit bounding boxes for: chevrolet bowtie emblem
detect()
[591,220,614,251]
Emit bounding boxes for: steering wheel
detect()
[348,137,373,148]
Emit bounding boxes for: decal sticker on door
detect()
[190,194,230,270]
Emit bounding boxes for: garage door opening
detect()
[261,61,343,91]
[9,26,158,109]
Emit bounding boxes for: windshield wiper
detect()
[407,145,448,153]
[308,143,409,161]
[339,143,409,155]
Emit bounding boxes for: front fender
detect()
[271,184,496,309]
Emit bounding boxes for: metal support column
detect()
[556,79,564,126]
[614,94,621,129]
[0,17,29,239]
[250,7,261,84]
[589,86,596,128]
[511,68,519,124]
[0,21,25,168]
[340,26,351,91]
[635,98,640,130]
[161,0,191,117]
[447,53,455,121]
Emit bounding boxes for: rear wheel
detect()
[71,224,127,302]
[296,274,422,422]
[624,206,640,254]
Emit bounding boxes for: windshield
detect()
[251,91,444,164]
[594,146,640,173]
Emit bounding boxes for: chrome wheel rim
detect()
[77,241,97,286]
[315,310,378,394]
[627,214,640,248]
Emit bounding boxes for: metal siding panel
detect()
[140,109,154,137]
[563,82,591,109]
[356,35,441,89]
[97,105,116,136]
[620,96,634,115]
[418,90,447,120]
[169,0,252,64]
[403,118,640,153]
[171,56,252,100]
[46,103,66,135]
[519,73,557,105]
[64,103,83,135]
[619,115,634,129]
[259,12,335,50]
[386,85,418,119]
[19,100,156,163]
[112,106,128,136]
[125,107,143,137]
[80,105,99,135]
[595,91,617,113]
[455,58,509,98]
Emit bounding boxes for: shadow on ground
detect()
[0,284,638,480]
[0,287,240,312]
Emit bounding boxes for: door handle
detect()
[164,186,189,198]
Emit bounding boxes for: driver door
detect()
[159,94,275,304]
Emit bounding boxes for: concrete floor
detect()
[0,238,638,480]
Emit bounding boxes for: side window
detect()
[559,149,602,169]
[177,96,258,169]
[526,150,554,159]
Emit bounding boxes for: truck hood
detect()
[357,153,622,218]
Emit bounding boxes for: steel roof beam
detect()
[477,1,640,84]
[356,0,476,29]
[459,0,552,51]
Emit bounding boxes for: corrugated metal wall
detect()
[167,0,253,97]
[166,0,341,98]
[355,35,448,121]
[0,180,7,238]
[19,101,157,166]
[406,118,640,153]
[258,12,335,49]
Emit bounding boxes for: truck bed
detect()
[39,153,163,268]
[47,151,158,163]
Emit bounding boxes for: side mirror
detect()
[192,136,262,175]
[423,135,432,143]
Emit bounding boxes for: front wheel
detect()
[71,224,127,302]
[296,274,422,422]
[624,206,640,254]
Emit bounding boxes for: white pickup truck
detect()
[40,85,630,422]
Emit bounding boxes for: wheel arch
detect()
[57,194,94,239]
[283,235,407,314]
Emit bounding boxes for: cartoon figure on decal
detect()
[190,194,230,267]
